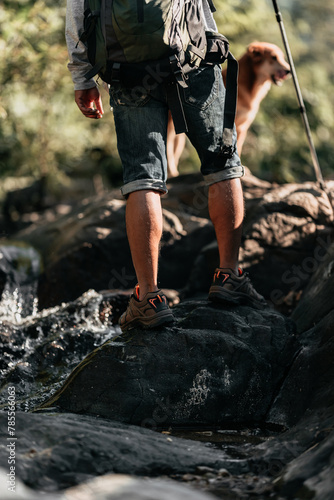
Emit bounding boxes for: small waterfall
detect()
[0,243,117,410]
[0,244,41,323]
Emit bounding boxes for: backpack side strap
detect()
[166,82,188,134]
[166,55,190,134]
[221,53,238,158]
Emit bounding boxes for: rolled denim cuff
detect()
[203,165,245,186]
[121,179,168,197]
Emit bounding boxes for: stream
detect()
[0,243,118,412]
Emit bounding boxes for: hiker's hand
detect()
[75,87,104,119]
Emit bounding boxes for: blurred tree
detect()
[0,0,119,198]
[213,0,334,182]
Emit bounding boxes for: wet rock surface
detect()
[291,240,334,332]
[183,180,334,313]
[1,173,334,499]
[0,412,236,491]
[0,290,117,411]
[0,468,218,500]
[40,301,297,427]
[0,281,332,498]
[268,307,334,428]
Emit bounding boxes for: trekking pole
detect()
[272,0,325,190]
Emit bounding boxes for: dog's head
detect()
[247,42,291,86]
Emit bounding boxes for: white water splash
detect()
[0,245,41,324]
[0,286,24,323]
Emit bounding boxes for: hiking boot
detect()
[208,268,267,309]
[119,285,175,332]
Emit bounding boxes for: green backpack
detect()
[79,0,238,155]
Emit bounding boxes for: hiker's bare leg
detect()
[208,178,244,273]
[126,190,162,300]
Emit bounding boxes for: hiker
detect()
[65,0,267,332]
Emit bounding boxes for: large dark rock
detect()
[3,178,47,233]
[255,274,334,497]
[0,412,234,491]
[183,181,334,313]
[30,198,135,308]
[1,173,334,499]
[0,469,219,500]
[241,182,334,311]
[1,405,333,499]
[276,428,334,500]
[8,194,215,309]
[65,474,218,500]
[291,240,334,333]
[39,301,297,427]
[267,308,334,428]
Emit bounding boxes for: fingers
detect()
[76,99,102,119]
[95,95,104,117]
[77,103,102,119]
[79,105,102,119]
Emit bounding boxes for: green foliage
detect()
[0,0,118,197]
[212,0,334,182]
[0,0,333,194]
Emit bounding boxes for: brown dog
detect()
[167,41,290,176]
[223,41,290,155]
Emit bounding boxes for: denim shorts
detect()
[109,64,244,196]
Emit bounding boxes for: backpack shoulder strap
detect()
[206,0,216,13]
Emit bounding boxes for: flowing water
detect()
[0,244,40,321]
[0,244,119,411]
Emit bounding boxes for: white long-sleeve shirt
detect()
[65,0,218,90]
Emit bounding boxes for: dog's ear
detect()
[248,44,264,63]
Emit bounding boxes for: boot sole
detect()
[208,288,267,310]
[120,312,175,333]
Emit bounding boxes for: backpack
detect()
[78,0,238,158]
